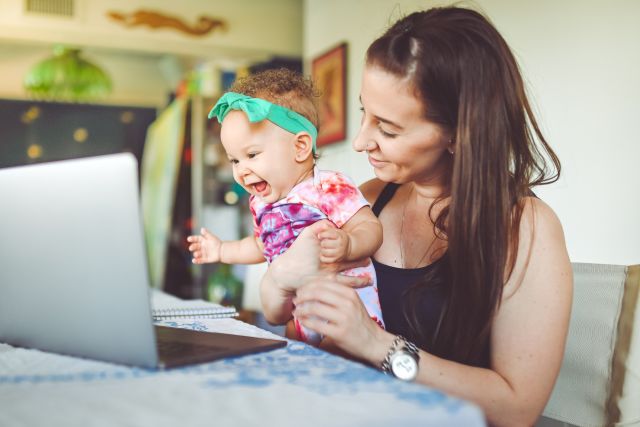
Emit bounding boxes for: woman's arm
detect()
[294,198,572,427]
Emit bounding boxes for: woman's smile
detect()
[367,155,386,168]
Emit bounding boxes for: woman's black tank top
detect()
[371,183,490,368]
[371,183,446,346]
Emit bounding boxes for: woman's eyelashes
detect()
[377,126,397,138]
[360,106,397,139]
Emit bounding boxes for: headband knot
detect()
[209,92,318,153]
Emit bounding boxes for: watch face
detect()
[390,352,418,381]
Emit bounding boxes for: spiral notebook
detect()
[152,306,238,321]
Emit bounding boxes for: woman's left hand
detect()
[292,275,385,363]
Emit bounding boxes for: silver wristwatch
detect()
[381,335,420,381]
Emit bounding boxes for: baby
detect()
[187,68,384,345]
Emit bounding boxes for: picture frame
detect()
[311,42,347,147]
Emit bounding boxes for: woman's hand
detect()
[292,275,385,362]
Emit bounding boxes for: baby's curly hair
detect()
[229,68,320,129]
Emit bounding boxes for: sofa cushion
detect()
[541,263,639,426]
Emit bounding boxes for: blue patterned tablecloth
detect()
[0,293,485,427]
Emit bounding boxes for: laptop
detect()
[0,153,285,369]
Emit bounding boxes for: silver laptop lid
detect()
[0,153,159,368]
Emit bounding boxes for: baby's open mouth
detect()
[252,181,267,193]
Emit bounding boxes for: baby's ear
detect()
[293,132,314,162]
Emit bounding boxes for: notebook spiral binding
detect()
[152,307,238,321]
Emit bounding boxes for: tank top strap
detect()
[371,183,400,217]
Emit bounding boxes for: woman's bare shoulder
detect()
[503,196,571,299]
[520,196,566,247]
[359,178,386,205]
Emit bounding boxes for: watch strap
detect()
[381,335,404,373]
[381,335,419,374]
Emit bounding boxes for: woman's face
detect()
[353,65,452,186]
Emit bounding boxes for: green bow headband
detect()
[209,92,318,153]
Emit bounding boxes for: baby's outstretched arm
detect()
[317,207,382,263]
[187,227,265,264]
[187,228,222,264]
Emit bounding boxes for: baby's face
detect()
[220,111,304,203]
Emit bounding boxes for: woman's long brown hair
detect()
[366,7,561,365]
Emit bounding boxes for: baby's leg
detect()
[284,319,298,339]
[293,310,322,346]
[341,259,384,328]
[291,258,383,346]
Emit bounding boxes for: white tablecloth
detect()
[0,291,485,427]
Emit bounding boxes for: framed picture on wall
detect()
[311,42,347,147]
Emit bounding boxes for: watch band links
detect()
[381,335,404,374]
[381,335,419,374]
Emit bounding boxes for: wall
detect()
[0,0,303,106]
[0,0,302,58]
[304,0,640,265]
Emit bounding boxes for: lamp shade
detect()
[24,46,112,101]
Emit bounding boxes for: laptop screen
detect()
[0,154,159,367]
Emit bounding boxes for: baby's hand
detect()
[317,225,351,263]
[187,228,222,264]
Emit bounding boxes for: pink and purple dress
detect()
[249,167,385,345]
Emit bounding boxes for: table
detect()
[0,292,485,426]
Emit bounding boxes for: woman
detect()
[260,7,572,426]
